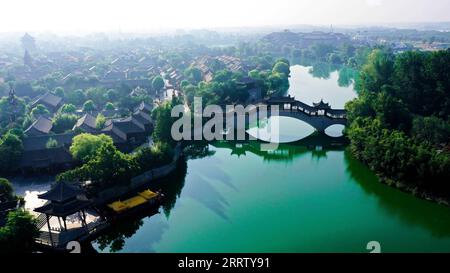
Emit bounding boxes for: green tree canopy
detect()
[30,104,50,120]
[96,114,106,129]
[53,86,65,98]
[52,113,78,134]
[152,76,165,92]
[65,89,86,105]
[86,87,108,107]
[60,103,76,114]
[59,141,138,189]
[412,116,450,146]
[0,210,39,253]
[272,61,290,76]
[184,67,203,84]
[357,49,395,94]
[0,95,26,127]
[69,133,113,163]
[45,138,59,149]
[0,132,23,174]
[0,178,14,201]
[83,100,96,112]
[152,101,176,144]
[104,102,115,111]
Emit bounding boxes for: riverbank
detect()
[31,144,183,252]
[94,143,450,253]
[378,175,450,208]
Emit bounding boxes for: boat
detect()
[107,189,163,215]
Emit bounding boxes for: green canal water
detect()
[93,65,450,253]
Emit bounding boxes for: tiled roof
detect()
[32,92,62,108]
[38,181,83,202]
[20,147,73,168]
[132,110,152,126]
[22,132,76,151]
[135,102,153,114]
[73,113,97,130]
[25,116,53,135]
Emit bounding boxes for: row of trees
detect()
[251,58,291,97]
[0,130,24,174]
[346,48,450,195]
[57,133,174,192]
[0,178,39,253]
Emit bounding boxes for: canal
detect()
[93,65,450,253]
[14,65,450,253]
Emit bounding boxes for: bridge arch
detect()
[222,96,348,134]
[265,96,347,133]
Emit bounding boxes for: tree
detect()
[59,141,138,189]
[65,89,86,105]
[248,69,260,79]
[134,141,174,172]
[373,91,411,131]
[60,103,76,114]
[346,49,450,195]
[105,89,119,102]
[52,113,78,134]
[328,53,342,64]
[0,95,26,126]
[83,100,96,112]
[392,50,450,118]
[268,72,290,96]
[104,102,115,111]
[86,87,108,107]
[272,61,290,76]
[311,43,335,60]
[152,102,175,144]
[184,67,203,84]
[357,49,395,94]
[45,138,59,149]
[412,116,450,146]
[0,210,39,253]
[0,178,14,201]
[180,80,190,90]
[96,114,106,129]
[152,76,165,92]
[30,104,50,119]
[69,133,113,163]
[0,132,23,173]
[345,94,376,124]
[53,86,65,98]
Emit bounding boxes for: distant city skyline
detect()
[2,0,450,33]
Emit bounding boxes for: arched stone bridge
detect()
[223,95,347,133]
[264,96,347,132]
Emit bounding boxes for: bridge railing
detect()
[276,106,347,119]
[217,99,347,120]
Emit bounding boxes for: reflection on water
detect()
[344,151,450,240]
[247,116,316,143]
[338,67,358,88]
[93,141,450,253]
[24,64,447,253]
[288,65,357,109]
[10,176,53,214]
[325,124,346,138]
[94,160,188,253]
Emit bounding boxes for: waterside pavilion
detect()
[34,182,93,247]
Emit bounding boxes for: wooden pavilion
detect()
[34,182,92,237]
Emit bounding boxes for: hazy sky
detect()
[2,0,450,33]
